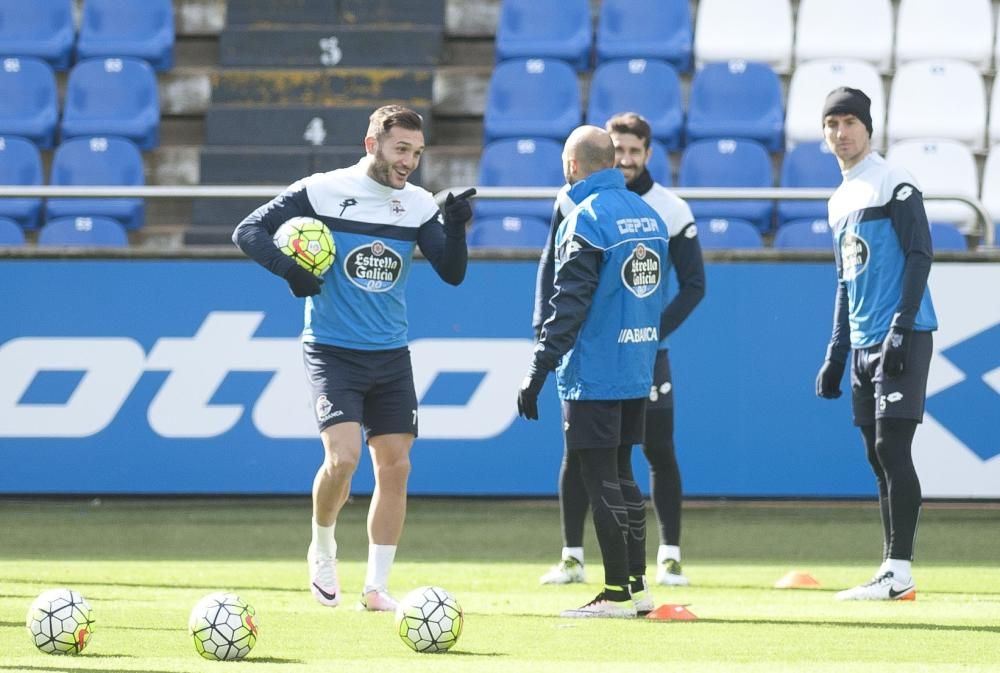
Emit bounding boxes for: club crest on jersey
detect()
[840,233,869,281]
[390,199,405,215]
[344,240,403,292]
[621,243,662,298]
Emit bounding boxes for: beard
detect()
[367,146,403,188]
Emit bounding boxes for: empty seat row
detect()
[486,57,998,153]
[0,0,174,71]
[0,56,159,150]
[0,215,128,247]
[0,135,145,231]
[496,0,998,74]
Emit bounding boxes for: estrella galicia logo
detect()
[621,243,661,298]
[344,240,403,292]
[339,198,357,216]
[840,233,869,281]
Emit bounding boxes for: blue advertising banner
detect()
[0,260,997,497]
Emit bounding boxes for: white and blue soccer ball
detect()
[26,588,94,655]
[188,592,258,661]
[394,585,463,653]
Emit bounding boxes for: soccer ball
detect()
[273,216,335,277]
[188,592,258,661]
[26,588,94,655]
[394,586,463,653]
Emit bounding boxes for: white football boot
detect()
[560,590,637,618]
[307,545,340,607]
[631,576,655,616]
[835,571,916,601]
[356,588,399,612]
[656,559,691,586]
[539,557,586,585]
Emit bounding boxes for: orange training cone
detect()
[774,571,821,589]
[646,604,698,621]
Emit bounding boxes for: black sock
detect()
[861,424,891,560]
[559,448,588,549]
[875,418,921,561]
[643,408,682,546]
[602,585,630,602]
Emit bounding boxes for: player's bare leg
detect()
[308,422,363,607]
[357,432,413,611]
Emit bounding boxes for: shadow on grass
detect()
[240,656,305,664]
[1,577,299,594]
[697,618,1000,634]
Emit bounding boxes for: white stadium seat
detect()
[887,60,986,152]
[989,78,1000,147]
[785,59,886,151]
[895,0,993,72]
[886,139,979,234]
[794,0,892,72]
[694,0,793,73]
[980,145,1000,227]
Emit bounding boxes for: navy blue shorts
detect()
[302,342,418,438]
[647,349,674,411]
[851,330,933,426]
[561,398,647,450]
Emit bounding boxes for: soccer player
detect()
[815,87,937,601]
[518,125,671,618]
[534,113,705,588]
[233,105,475,611]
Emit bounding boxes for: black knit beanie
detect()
[822,87,873,137]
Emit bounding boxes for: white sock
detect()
[562,546,584,564]
[311,519,337,558]
[658,545,681,564]
[885,558,912,580]
[364,544,397,593]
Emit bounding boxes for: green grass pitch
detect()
[1,498,998,672]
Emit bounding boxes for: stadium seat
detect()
[695,218,763,249]
[467,216,549,249]
[895,0,992,72]
[0,216,25,246]
[930,223,967,251]
[474,138,564,221]
[0,57,58,149]
[0,0,74,71]
[495,0,591,71]
[773,218,832,250]
[886,139,979,234]
[596,0,692,72]
[648,140,671,186]
[46,136,145,231]
[685,60,784,151]
[776,141,841,227]
[887,60,986,152]
[678,139,774,232]
[586,59,683,151]
[38,215,128,247]
[483,58,581,143]
[0,136,43,230]
[694,0,793,73]
[76,0,175,71]
[785,59,886,151]
[61,57,161,150]
[981,144,1000,229]
[988,80,1000,148]
[794,0,893,72]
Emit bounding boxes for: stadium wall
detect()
[1,258,997,498]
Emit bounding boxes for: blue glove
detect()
[517,369,548,421]
[815,359,846,399]
[880,327,910,378]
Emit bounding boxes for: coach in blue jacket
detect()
[517,125,671,619]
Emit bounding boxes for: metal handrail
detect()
[0,184,993,248]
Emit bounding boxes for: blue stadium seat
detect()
[0,136,43,230]
[475,138,564,220]
[0,57,58,148]
[76,0,175,71]
[468,216,549,249]
[648,140,671,186]
[679,139,774,231]
[686,60,784,151]
[0,0,74,70]
[596,0,693,72]
[773,218,832,249]
[38,215,128,247]
[61,57,160,150]
[495,0,591,71]
[930,223,967,251]
[777,141,841,226]
[695,218,763,249]
[586,59,684,150]
[0,216,25,246]
[46,136,145,231]
[483,58,581,143]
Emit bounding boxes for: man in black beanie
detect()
[815,87,938,601]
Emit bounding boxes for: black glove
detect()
[443,188,476,234]
[880,327,910,378]
[517,369,548,421]
[283,264,323,298]
[815,359,846,399]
